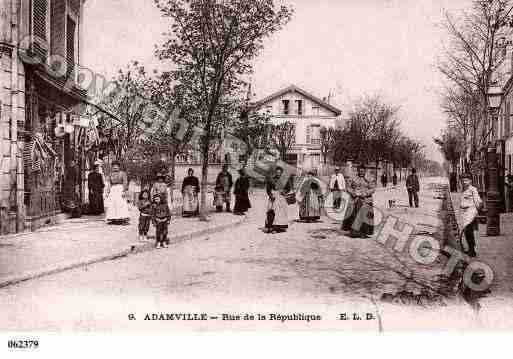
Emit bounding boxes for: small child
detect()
[152,193,171,248]
[137,189,152,241]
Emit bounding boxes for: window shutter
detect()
[306,125,311,144]
[66,16,76,78]
[33,0,48,61]
[51,0,66,58]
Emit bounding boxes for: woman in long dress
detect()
[343,165,375,238]
[105,161,130,224]
[181,168,200,217]
[233,168,251,215]
[298,171,323,222]
[264,167,291,233]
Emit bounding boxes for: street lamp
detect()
[485,87,502,236]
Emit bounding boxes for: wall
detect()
[257,91,340,146]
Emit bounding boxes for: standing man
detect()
[392,172,398,187]
[215,164,233,212]
[460,173,483,258]
[329,167,346,210]
[406,168,420,208]
[88,165,105,215]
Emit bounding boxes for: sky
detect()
[83,0,472,162]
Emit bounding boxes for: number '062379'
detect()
[7,340,39,349]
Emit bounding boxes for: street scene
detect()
[1,0,513,335]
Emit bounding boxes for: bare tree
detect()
[155,0,293,220]
[269,121,296,162]
[438,0,513,158]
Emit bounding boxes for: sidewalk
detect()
[450,192,513,299]
[0,201,245,289]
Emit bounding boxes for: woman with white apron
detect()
[105,161,130,224]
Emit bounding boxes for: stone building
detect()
[0,0,92,233]
[251,84,343,172]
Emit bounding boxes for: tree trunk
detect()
[169,146,176,203]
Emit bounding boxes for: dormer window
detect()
[282,100,290,115]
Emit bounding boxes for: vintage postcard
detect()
[1,0,513,352]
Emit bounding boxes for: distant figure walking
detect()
[233,168,251,215]
[406,168,420,208]
[329,167,346,210]
[381,173,388,188]
[392,172,398,187]
[459,173,483,258]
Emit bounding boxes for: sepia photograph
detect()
[1,0,513,348]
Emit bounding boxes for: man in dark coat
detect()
[406,168,420,208]
[215,164,233,212]
[88,165,105,215]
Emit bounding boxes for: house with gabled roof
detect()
[251,84,344,170]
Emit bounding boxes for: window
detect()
[310,124,321,145]
[296,100,303,116]
[282,100,290,115]
[312,106,320,116]
[266,105,272,114]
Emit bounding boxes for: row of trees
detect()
[318,95,430,178]
[94,0,294,219]
[436,0,513,172]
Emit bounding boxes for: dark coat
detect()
[182,176,200,193]
[406,174,420,192]
[234,176,251,213]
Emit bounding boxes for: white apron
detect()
[105,184,130,221]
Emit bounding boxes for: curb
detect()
[0,215,246,289]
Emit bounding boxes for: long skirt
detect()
[105,184,130,221]
[183,185,199,217]
[299,190,322,221]
[267,191,288,230]
[214,190,230,207]
[89,190,104,215]
[234,193,251,214]
[343,197,373,236]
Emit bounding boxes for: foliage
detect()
[154,0,293,218]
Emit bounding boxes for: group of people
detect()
[380,172,399,188]
[89,160,483,259]
[263,165,377,238]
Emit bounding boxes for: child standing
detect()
[137,190,152,241]
[152,193,171,248]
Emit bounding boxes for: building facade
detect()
[252,84,343,172]
[0,0,94,234]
